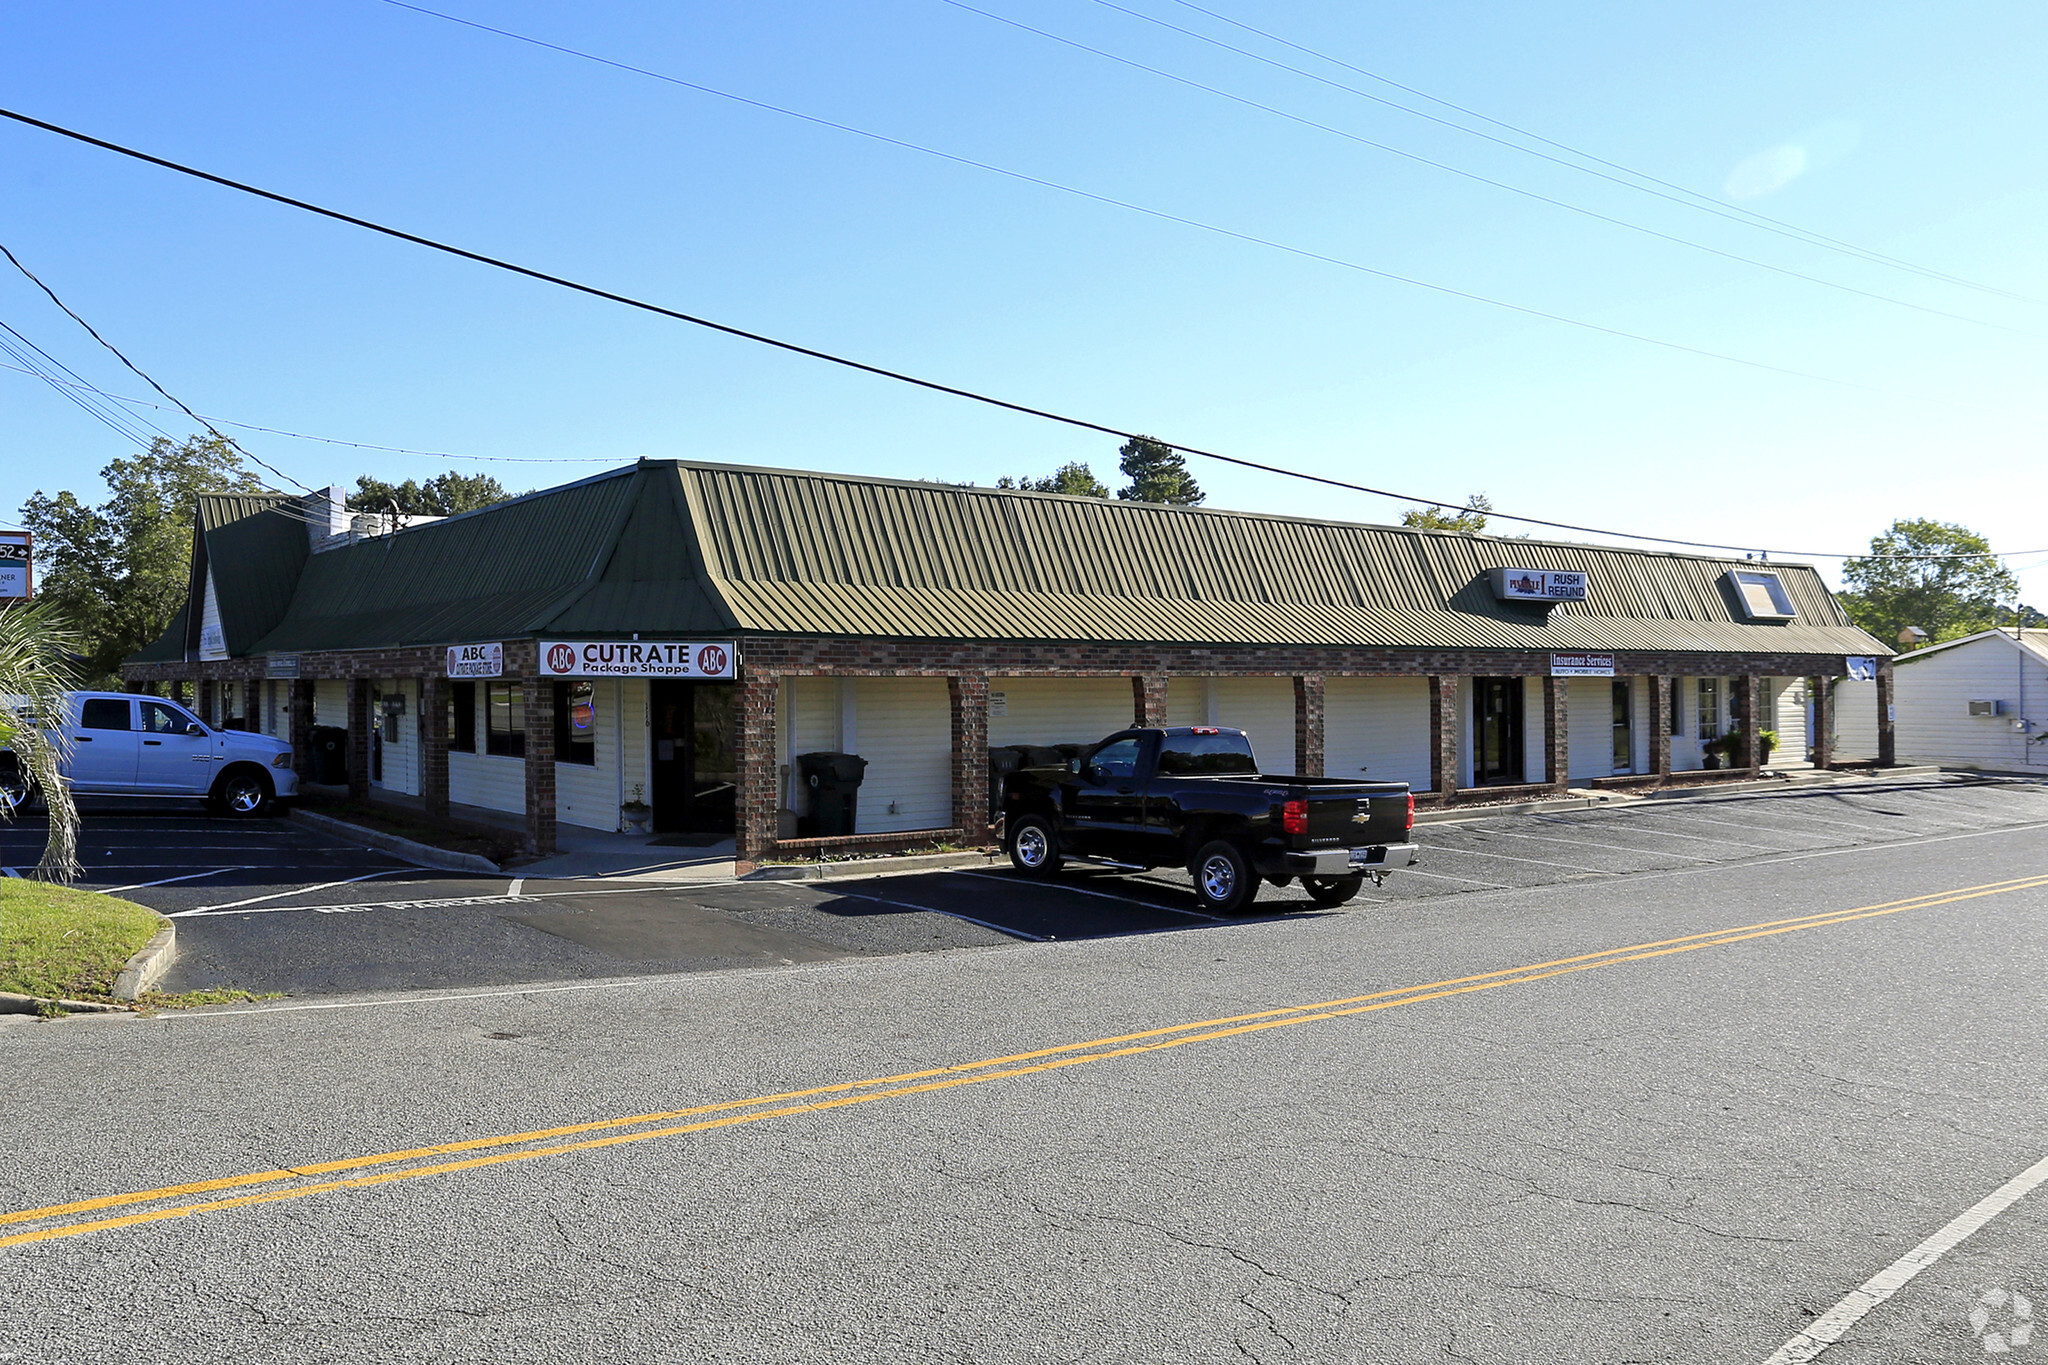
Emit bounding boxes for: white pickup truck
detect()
[1,690,298,817]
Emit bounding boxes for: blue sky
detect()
[2,1,2044,591]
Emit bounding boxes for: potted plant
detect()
[1758,729,1778,766]
[1700,734,1726,769]
[620,783,652,835]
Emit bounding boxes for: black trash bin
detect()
[796,751,869,837]
[310,725,349,785]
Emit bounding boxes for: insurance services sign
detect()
[538,640,738,679]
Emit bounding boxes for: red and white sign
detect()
[537,641,739,679]
[447,642,504,678]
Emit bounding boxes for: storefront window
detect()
[553,681,597,766]
[486,681,524,757]
[1697,678,1722,742]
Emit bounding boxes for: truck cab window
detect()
[1090,738,1141,778]
[79,698,132,731]
[140,701,197,734]
[1158,732,1258,775]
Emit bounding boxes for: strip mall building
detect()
[125,459,1895,863]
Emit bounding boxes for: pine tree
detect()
[1115,436,1204,505]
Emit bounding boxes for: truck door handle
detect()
[74,734,93,741]
[143,739,162,746]
[1115,785,1136,794]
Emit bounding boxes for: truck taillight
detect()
[1406,792,1415,832]
[1282,798,1308,835]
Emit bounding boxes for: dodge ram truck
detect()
[1000,725,1417,914]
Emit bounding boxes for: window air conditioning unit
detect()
[1967,699,2004,717]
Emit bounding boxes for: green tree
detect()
[0,599,86,880]
[1401,493,1493,533]
[996,462,1110,498]
[350,470,515,517]
[17,435,261,684]
[1839,519,2019,644]
[1115,436,1204,506]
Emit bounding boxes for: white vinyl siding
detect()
[1568,677,1611,780]
[989,677,1134,748]
[370,679,419,796]
[555,679,622,832]
[198,572,227,660]
[313,679,347,728]
[852,677,951,833]
[781,676,844,818]
[1770,678,1811,768]
[1841,635,2048,771]
[449,682,522,815]
[1520,676,1544,783]
[1324,677,1430,790]
[1165,677,1295,774]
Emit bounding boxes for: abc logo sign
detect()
[696,645,728,675]
[546,644,577,673]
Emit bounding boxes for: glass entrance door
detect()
[1611,679,1634,774]
[1472,678,1525,785]
[649,681,739,834]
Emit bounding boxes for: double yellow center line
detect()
[6,873,2045,1250]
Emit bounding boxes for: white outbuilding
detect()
[1834,629,2047,773]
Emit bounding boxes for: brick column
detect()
[198,678,216,728]
[949,672,992,843]
[735,669,780,864]
[421,675,450,819]
[1649,676,1672,778]
[1543,675,1569,791]
[1291,674,1326,778]
[1876,660,1896,767]
[1737,673,1763,775]
[1428,675,1458,800]
[1810,676,1834,769]
[1132,674,1169,727]
[289,680,315,781]
[242,679,261,728]
[129,678,156,695]
[345,679,371,799]
[522,674,556,855]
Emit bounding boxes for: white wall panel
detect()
[1165,677,1207,728]
[1209,677,1295,775]
[555,680,622,832]
[449,751,524,815]
[370,679,419,796]
[989,677,1133,748]
[853,677,952,833]
[314,680,347,728]
[1324,677,1430,789]
[1833,678,1878,760]
[1568,677,1613,780]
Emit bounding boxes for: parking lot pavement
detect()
[7,774,2044,1001]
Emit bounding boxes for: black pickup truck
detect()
[1000,726,1417,914]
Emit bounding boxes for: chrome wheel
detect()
[1015,824,1049,868]
[222,775,268,815]
[1200,853,1238,903]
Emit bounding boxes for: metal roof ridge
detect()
[655,456,1821,570]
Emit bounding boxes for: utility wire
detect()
[1154,0,2042,306]
[0,242,314,492]
[384,0,2022,337]
[3,106,2036,563]
[0,359,615,463]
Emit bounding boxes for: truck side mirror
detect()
[1067,758,1082,774]
[186,723,206,737]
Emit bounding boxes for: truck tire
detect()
[1007,814,1064,877]
[212,766,275,818]
[1191,839,1257,915]
[0,769,38,817]
[1303,875,1364,908]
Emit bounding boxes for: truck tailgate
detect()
[1304,786,1409,846]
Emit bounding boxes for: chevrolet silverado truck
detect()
[0,691,297,817]
[1000,725,1417,914]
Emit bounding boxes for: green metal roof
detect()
[156,457,1884,661]
[127,603,189,663]
[674,461,1885,656]
[195,494,309,656]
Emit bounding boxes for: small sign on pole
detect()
[0,531,31,601]
[1846,657,1877,682]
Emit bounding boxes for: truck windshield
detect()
[1157,732,1257,776]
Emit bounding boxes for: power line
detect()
[0,359,617,463]
[385,0,2023,338]
[1152,0,2043,307]
[2,105,2035,563]
[0,242,314,493]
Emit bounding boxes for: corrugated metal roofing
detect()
[195,495,309,656]
[151,457,1887,661]
[674,461,1882,656]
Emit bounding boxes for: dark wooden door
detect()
[1473,678,1525,785]
[649,681,739,834]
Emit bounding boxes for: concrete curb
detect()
[0,991,127,1015]
[112,918,176,1001]
[742,850,1001,882]
[288,807,502,875]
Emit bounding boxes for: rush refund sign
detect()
[538,641,739,679]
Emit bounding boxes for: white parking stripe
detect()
[826,888,1047,941]
[508,878,524,897]
[100,867,249,894]
[1392,867,1514,889]
[1478,828,1716,863]
[1760,1149,2048,1364]
[184,868,419,913]
[1,867,20,878]
[1412,841,1597,873]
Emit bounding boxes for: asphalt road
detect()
[4,776,2048,1362]
[7,776,2045,1002]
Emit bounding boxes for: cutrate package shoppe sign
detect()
[537,641,738,679]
